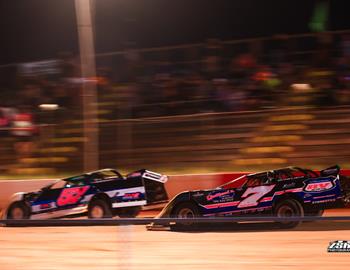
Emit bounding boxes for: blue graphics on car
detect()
[152,165,350,229]
[5,168,168,219]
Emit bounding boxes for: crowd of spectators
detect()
[2,32,350,120]
[107,33,350,117]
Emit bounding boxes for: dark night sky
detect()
[0,0,350,65]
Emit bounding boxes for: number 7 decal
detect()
[237,185,275,208]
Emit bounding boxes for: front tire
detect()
[7,202,30,220]
[171,202,200,230]
[88,199,112,218]
[274,199,304,229]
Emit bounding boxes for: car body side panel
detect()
[30,186,91,218]
[158,174,344,218]
[29,178,148,218]
[302,176,343,207]
[22,170,168,219]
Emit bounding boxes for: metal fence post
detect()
[75,0,99,171]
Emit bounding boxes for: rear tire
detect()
[88,199,112,218]
[7,202,30,220]
[274,199,304,229]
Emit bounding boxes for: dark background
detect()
[0,0,350,65]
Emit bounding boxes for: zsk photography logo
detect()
[328,241,350,252]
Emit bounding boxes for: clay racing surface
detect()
[0,209,349,270]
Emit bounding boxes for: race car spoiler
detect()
[126,169,169,204]
[126,169,168,183]
[142,170,168,183]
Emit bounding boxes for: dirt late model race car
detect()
[151,165,350,229]
[4,168,168,220]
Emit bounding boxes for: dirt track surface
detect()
[1,216,350,270]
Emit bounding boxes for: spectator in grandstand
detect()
[212,78,245,112]
[50,83,69,109]
[20,84,43,111]
[340,34,350,59]
[201,39,223,80]
[267,34,291,68]
[313,33,333,68]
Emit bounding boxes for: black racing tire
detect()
[7,201,30,220]
[88,199,113,219]
[171,202,200,230]
[274,199,304,229]
[116,206,141,218]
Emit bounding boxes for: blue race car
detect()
[4,168,168,219]
[151,165,350,229]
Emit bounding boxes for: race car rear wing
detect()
[142,170,168,183]
[142,170,168,204]
[126,169,169,204]
[320,165,340,177]
[320,165,350,205]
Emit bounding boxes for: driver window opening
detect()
[65,180,86,188]
[50,181,66,189]
[246,178,262,187]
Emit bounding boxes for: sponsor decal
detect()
[305,181,334,192]
[123,192,141,200]
[201,201,240,209]
[39,203,52,209]
[57,186,89,207]
[328,240,350,252]
[312,198,336,204]
[206,190,235,201]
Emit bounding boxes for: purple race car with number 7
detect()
[149,165,350,229]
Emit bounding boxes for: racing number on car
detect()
[57,186,89,207]
[237,185,275,208]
